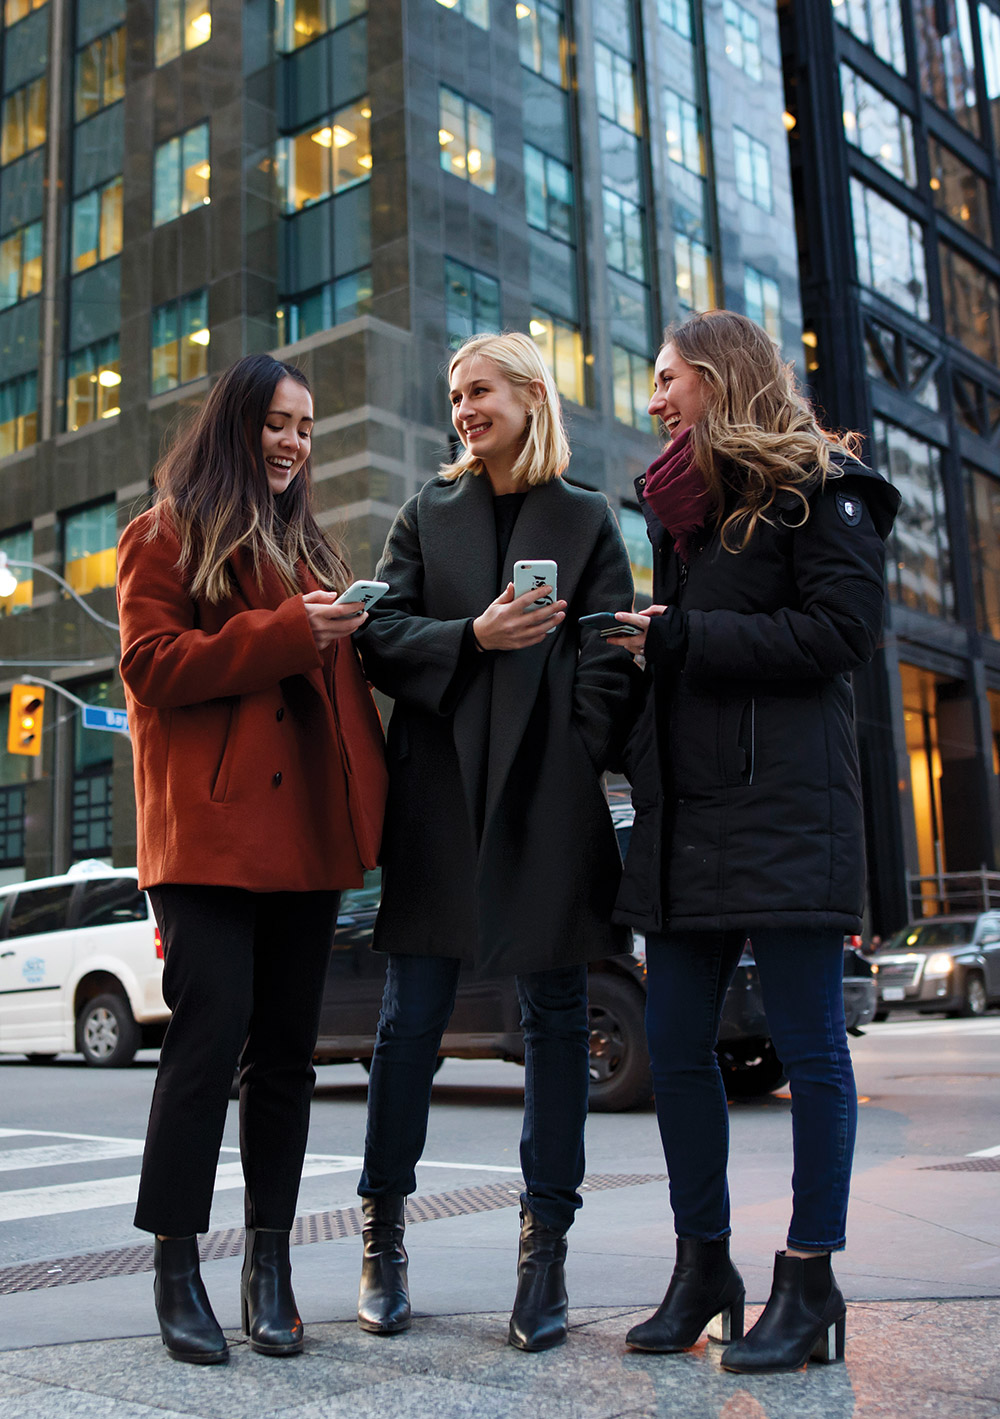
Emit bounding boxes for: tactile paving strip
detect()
[921,1157,1000,1172]
[0,1172,664,1296]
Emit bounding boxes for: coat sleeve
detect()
[684,480,889,683]
[571,506,645,770]
[117,517,322,710]
[355,495,478,715]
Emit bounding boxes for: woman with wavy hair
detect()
[608,311,899,1373]
[118,353,387,1363]
[353,331,637,1351]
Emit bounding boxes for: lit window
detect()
[444,257,500,349]
[927,137,992,246]
[967,463,1000,640]
[658,0,691,38]
[0,527,33,614]
[850,177,928,319]
[71,178,123,273]
[833,0,906,76]
[529,309,584,405]
[618,504,653,600]
[744,266,781,341]
[434,0,488,26]
[939,244,1000,366]
[733,128,772,210]
[274,0,366,51]
[277,98,372,212]
[0,222,42,310]
[75,26,125,122]
[66,336,120,432]
[438,87,496,193]
[612,346,655,434]
[1,77,47,166]
[63,502,118,595]
[517,1,566,86]
[839,63,916,186]
[524,144,574,242]
[4,0,47,23]
[674,232,713,312]
[275,269,373,345]
[595,42,639,133]
[603,189,646,281]
[153,123,211,226]
[0,376,37,465]
[156,0,212,65]
[723,0,762,80]
[151,290,209,395]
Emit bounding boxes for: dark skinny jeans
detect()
[359,954,590,1234]
[644,927,857,1252]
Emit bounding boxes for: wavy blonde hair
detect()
[666,310,859,550]
[439,332,570,485]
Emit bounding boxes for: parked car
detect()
[871,913,1000,1018]
[0,860,168,1067]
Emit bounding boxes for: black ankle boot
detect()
[720,1250,846,1374]
[507,1201,569,1352]
[241,1227,303,1356]
[626,1237,745,1352]
[357,1195,410,1334]
[153,1236,228,1365]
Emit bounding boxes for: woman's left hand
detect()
[605,605,667,655]
[302,591,369,651]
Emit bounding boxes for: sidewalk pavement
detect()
[1,1157,999,1419]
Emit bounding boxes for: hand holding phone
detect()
[334,579,390,612]
[579,612,642,639]
[513,560,558,634]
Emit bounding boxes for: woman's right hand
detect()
[302,591,369,652]
[605,605,667,655]
[473,583,567,651]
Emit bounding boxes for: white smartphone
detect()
[334,579,390,612]
[513,559,558,634]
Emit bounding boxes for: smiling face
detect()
[449,356,539,475]
[261,375,314,494]
[648,343,707,441]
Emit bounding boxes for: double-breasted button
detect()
[276,707,285,722]
[272,771,282,787]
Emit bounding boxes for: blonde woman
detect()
[609,312,899,1373]
[354,332,637,1351]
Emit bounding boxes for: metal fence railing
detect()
[908,869,1000,918]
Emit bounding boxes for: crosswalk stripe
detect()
[863,1020,1000,1039]
[0,1141,146,1173]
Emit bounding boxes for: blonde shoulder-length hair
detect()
[668,310,859,551]
[438,331,570,485]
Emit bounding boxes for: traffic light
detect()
[7,683,44,756]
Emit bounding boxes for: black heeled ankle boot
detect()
[625,1237,745,1352]
[507,1201,569,1352]
[357,1195,410,1334]
[241,1227,303,1356]
[720,1250,846,1374]
[153,1236,228,1365]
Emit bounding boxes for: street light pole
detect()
[0,554,119,636]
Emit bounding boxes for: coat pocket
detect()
[737,697,756,786]
[209,700,240,803]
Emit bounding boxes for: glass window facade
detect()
[525,144,574,242]
[529,309,584,405]
[75,25,125,122]
[612,345,655,432]
[840,62,917,185]
[664,89,702,175]
[275,0,365,51]
[939,243,1000,365]
[873,417,954,619]
[275,269,373,345]
[434,0,488,25]
[66,336,120,431]
[723,0,762,81]
[438,88,495,193]
[0,527,32,614]
[153,123,211,226]
[156,0,212,64]
[618,504,653,600]
[0,374,37,460]
[72,678,113,861]
[982,3,1000,147]
[604,189,645,280]
[444,258,500,350]
[658,0,691,38]
[833,0,907,75]
[1,76,46,166]
[0,221,42,309]
[733,127,772,210]
[927,137,992,244]
[277,99,371,212]
[674,232,713,312]
[850,177,929,317]
[595,42,639,134]
[966,464,1000,640]
[744,266,781,340]
[150,290,209,395]
[4,0,47,22]
[914,0,980,134]
[70,177,123,272]
[517,0,566,86]
[63,502,117,595]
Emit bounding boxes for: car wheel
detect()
[587,974,651,1112]
[76,992,140,1067]
[955,973,988,1018]
[717,1039,788,1100]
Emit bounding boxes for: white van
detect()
[0,860,168,1067]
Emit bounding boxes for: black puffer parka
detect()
[615,451,900,935]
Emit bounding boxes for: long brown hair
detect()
[151,354,350,602]
[666,310,859,550]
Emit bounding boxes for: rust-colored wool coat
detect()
[117,509,387,893]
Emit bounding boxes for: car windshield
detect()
[884,921,973,951]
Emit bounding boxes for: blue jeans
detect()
[359,954,590,1233]
[644,928,857,1252]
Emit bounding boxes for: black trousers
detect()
[134,884,339,1237]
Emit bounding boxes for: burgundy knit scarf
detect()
[642,426,710,563]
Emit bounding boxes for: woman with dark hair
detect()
[608,311,899,1373]
[117,353,387,1364]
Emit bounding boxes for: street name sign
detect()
[82,706,129,734]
